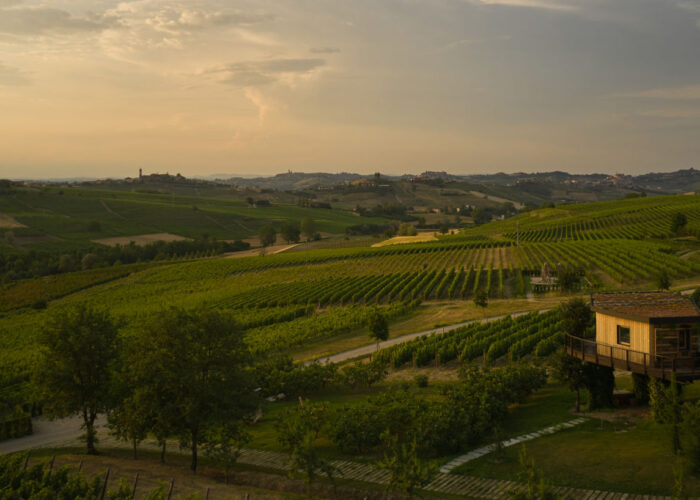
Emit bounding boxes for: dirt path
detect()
[225,244,299,258]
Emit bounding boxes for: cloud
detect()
[0,61,29,85]
[0,0,22,6]
[467,0,578,11]
[310,47,341,54]
[0,7,119,35]
[215,58,326,87]
[144,8,274,35]
[621,85,700,100]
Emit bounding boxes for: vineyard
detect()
[373,310,593,368]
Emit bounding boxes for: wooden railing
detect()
[565,334,700,381]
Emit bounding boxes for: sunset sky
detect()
[1,0,699,178]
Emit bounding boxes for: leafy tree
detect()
[300,217,315,242]
[439,223,449,234]
[81,253,97,270]
[397,222,417,236]
[473,289,488,309]
[557,267,582,292]
[131,307,257,472]
[582,364,614,410]
[204,426,250,484]
[107,388,150,459]
[559,298,593,338]
[280,220,301,243]
[367,308,389,351]
[377,432,437,499]
[671,212,688,235]
[58,254,74,273]
[550,349,586,412]
[277,401,335,498]
[656,269,671,290]
[691,287,700,308]
[258,224,277,247]
[35,304,120,454]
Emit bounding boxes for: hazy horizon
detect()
[1,0,699,179]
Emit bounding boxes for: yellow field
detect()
[372,232,437,247]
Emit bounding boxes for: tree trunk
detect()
[83,409,97,455]
[190,434,198,472]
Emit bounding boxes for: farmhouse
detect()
[566,291,700,381]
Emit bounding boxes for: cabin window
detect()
[679,327,690,350]
[617,326,631,345]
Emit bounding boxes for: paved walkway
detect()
[315,309,550,365]
[439,418,587,473]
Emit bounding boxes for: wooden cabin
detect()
[566,291,700,381]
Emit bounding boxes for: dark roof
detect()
[591,292,700,324]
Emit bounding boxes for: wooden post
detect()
[132,472,139,497]
[99,468,111,500]
[77,459,83,472]
[22,453,30,471]
[204,488,209,500]
[412,352,416,368]
[167,479,174,500]
[48,455,55,476]
[626,349,630,371]
[435,351,439,368]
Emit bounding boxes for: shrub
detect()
[414,374,429,388]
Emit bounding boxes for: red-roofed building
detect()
[566,292,700,381]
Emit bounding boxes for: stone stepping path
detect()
[237,446,671,499]
[439,417,588,473]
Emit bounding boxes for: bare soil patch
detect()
[225,244,299,258]
[0,212,25,229]
[93,233,189,247]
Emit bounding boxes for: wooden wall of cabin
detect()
[596,313,652,363]
[654,325,699,357]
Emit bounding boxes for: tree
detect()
[559,298,593,338]
[656,269,671,290]
[473,289,488,309]
[58,254,74,273]
[557,267,582,292]
[439,223,449,234]
[397,222,417,236]
[130,307,257,472]
[258,224,277,247]
[550,349,585,412]
[35,304,120,454]
[81,253,97,270]
[280,220,301,243]
[204,426,250,484]
[277,401,336,498]
[377,432,437,499]
[300,217,315,242]
[691,287,700,308]
[671,212,688,235]
[367,308,389,351]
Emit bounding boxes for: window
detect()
[617,326,630,345]
[679,327,690,350]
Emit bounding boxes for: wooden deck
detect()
[566,334,700,381]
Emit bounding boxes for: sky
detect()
[0,0,699,179]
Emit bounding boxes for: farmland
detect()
[2,190,700,496]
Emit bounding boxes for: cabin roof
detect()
[591,291,700,324]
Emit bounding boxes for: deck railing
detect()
[565,334,700,381]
